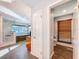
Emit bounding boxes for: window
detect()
[12,25,30,36]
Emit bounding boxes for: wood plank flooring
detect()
[0,42,72,59]
[52,44,73,59]
[0,43,38,59]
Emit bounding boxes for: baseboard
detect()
[31,52,35,55]
[31,52,39,58]
[57,42,73,48]
[31,51,54,59]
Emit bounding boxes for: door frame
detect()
[48,0,78,59]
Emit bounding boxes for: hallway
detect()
[52,44,73,59]
[0,43,38,59]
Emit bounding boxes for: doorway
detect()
[49,0,77,59]
[57,19,72,44]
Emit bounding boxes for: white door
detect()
[31,10,43,59]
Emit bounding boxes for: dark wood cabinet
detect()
[16,35,28,42]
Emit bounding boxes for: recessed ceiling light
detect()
[63,10,67,13]
[0,0,15,3]
[74,6,78,10]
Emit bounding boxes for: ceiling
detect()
[0,0,31,18]
[21,0,59,12]
[52,0,76,17]
[0,0,59,14]
[0,0,69,24]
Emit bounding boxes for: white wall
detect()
[42,7,53,59]
[3,20,13,36]
[3,19,16,45]
[3,20,13,42]
[0,16,3,43]
[50,11,54,58]
[0,16,16,47]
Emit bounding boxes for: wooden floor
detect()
[0,42,72,59]
[0,43,38,59]
[52,44,73,59]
